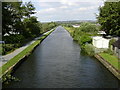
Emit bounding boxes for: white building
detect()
[92,36,110,48]
[72,25,80,28]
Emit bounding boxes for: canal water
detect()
[3,26,120,88]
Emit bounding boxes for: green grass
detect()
[0,44,2,55]
[99,53,119,70]
[0,29,54,77]
[64,27,74,36]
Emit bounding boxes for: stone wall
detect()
[95,54,120,80]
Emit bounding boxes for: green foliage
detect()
[4,35,25,44]
[73,22,99,41]
[109,38,116,46]
[2,2,23,36]
[41,22,57,33]
[2,74,20,84]
[82,44,95,56]
[64,27,75,37]
[78,22,99,33]
[97,2,120,36]
[65,23,96,56]
[2,1,42,43]
[23,16,41,38]
[2,1,47,54]
[78,35,92,45]
[22,1,35,18]
[65,24,73,27]
[2,44,21,55]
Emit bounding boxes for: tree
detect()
[97,1,120,36]
[22,1,36,18]
[78,22,99,33]
[2,1,42,43]
[2,2,23,36]
[41,22,57,33]
[79,35,92,45]
[23,16,41,38]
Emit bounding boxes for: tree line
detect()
[2,1,57,55]
[2,1,57,44]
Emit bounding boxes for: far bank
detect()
[64,25,120,80]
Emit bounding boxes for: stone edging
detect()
[94,54,120,80]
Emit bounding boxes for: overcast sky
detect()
[22,0,105,22]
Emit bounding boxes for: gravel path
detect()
[0,29,53,67]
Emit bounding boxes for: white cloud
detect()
[37,7,56,14]
[60,0,79,6]
[45,8,56,12]
[78,6,98,11]
[27,1,104,22]
[29,0,104,2]
[59,6,68,9]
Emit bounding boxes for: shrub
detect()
[82,44,95,56]
[2,44,22,55]
[2,44,15,55]
[78,35,92,45]
[3,35,25,44]
[78,22,99,33]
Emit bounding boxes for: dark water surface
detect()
[3,26,120,88]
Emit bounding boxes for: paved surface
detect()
[0,29,53,67]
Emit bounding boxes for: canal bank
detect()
[0,28,55,83]
[64,26,120,81]
[95,54,120,80]
[3,26,119,88]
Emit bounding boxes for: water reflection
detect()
[3,26,120,88]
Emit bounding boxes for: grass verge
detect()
[64,27,74,37]
[99,53,119,70]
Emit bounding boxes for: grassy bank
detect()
[0,29,55,79]
[64,25,120,80]
[99,53,119,70]
[64,26,95,55]
[64,27,74,37]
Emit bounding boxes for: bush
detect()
[2,44,14,55]
[41,22,57,33]
[2,44,21,55]
[78,35,92,45]
[82,44,95,56]
[73,22,97,42]
[73,29,84,41]
[3,35,25,44]
[78,22,99,33]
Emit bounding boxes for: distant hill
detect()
[55,20,97,24]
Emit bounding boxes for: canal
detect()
[3,26,120,88]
